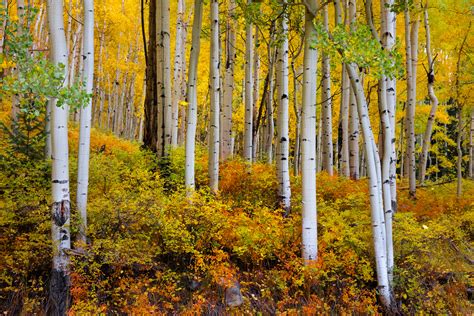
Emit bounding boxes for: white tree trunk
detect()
[349,89,359,179]
[209,0,220,193]
[381,0,397,213]
[276,6,291,213]
[161,0,172,155]
[346,63,392,309]
[185,0,203,193]
[221,0,236,160]
[348,0,359,180]
[419,3,438,184]
[405,9,419,197]
[321,5,333,175]
[244,0,253,163]
[340,67,350,177]
[301,1,318,263]
[172,0,186,147]
[77,0,94,244]
[47,0,71,313]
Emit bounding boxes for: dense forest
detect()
[0,0,473,314]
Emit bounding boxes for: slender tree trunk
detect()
[419,2,438,184]
[349,89,359,179]
[469,109,473,179]
[244,0,254,163]
[381,0,397,213]
[405,8,419,197]
[185,0,203,193]
[276,5,291,213]
[143,0,158,152]
[252,26,260,161]
[346,63,393,310]
[339,67,350,177]
[457,109,463,197]
[47,0,71,313]
[209,0,220,193]
[301,1,318,264]
[321,5,333,175]
[221,0,236,160]
[160,0,172,156]
[171,0,186,147]
[76,0,94,244]
[265,44,276,164]
[348,0,359,180]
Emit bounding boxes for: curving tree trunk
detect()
[47,0,71,313]
[346,63,393,310]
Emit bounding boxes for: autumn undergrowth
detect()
[0,127,473,314]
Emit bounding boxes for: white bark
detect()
[301,1,318,263]
[47,0,71,312]
[340,67,350,176]
[185,0,203,193]
[172,0,186,147]
[321,5,333,175]
[244,0,253,163]
[161,0,172,155]
[346,63,392,308]
[381,0,397,213]
[405,8,419,197]
[221,0,236,160]
[419,3,438,184]
[77,0,94,244]
[209,0,220,193]
[348,0,359,180]
[276,6,291,213]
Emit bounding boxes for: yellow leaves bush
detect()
[1,128,473,313]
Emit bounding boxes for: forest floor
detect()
[1,125,473,314]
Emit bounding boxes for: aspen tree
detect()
[364,0,395,284]
[221,0,236,160]
[419,1,438,184]
[346,63,392,309]
[348,0,359,180]
[301,0,318,263]
[209,0,220,193]
[404,5,419,197]
[382,0,398,212]
[76,0,94,244]
[47,0,72,313]
[338,0,350,177]
[321,5,333,176]
[244,0,254,163]
[276,2,290,213]
[173,0,186,147]
[185,0,203,193]
[160,0,172,156]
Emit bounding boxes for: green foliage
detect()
[0,7,90,161]
[314,23,404,80]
